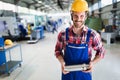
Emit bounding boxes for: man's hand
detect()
[83,55,102,73]
[82,62,93,73]
[61,62,70,74]
[57,55,69,74]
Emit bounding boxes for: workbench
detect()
[101,31,118,45]
[0,43,22,75]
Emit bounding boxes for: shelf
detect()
[0,43,22,75]
[0,60,21,74]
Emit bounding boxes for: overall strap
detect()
[66,28,69,41]
[86,28,91,43]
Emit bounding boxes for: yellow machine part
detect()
[27,24,31,35]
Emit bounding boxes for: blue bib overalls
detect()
[62,28,92,80]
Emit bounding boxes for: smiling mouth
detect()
[75,21,82,23]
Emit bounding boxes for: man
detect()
[55,0,105,80]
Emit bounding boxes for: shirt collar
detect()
[83,25,87,32]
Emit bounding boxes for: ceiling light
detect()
[38,1,42,3]
[45,5,49,7]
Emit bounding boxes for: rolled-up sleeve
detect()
[55,31,64,58]
[92,30,105,58]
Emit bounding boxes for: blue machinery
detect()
[27,26,44,44]
[0,38,23,75]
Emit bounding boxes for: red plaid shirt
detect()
[55,26,105,59]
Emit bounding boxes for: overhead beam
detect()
[112,0,117,25]
[98,0,102,17]
[31,0,38,5]
[14,0,20,5]
[57,0,64,10]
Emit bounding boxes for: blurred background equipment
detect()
[86,17,102,31]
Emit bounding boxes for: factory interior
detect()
[0,0,120,80]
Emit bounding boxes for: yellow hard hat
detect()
[71,0,89,12]
[4,39,13,45]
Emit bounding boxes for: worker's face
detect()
[71,11,87,28]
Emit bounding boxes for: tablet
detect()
[64,64,89,71]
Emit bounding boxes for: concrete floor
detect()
[0,27,120,80]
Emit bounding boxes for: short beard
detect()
[74,21,84,28]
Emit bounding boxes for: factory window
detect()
[101,0,112,7]
[0,1,41,15]
[0,1,2,10]
[0,1,15,12]
[93,3,99,10]
[117,0,120,2]
[18,6,29,14]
